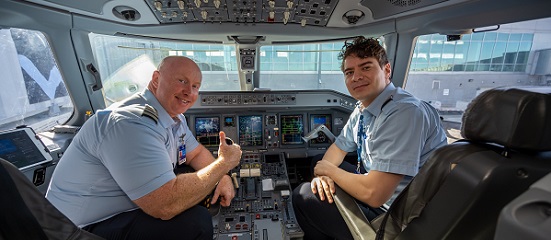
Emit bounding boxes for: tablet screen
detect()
[0,128,52,170]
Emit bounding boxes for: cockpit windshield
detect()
[89,33,350,107]
[258,42,348,94]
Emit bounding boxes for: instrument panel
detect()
[187,90,356,239]
[192,112,340,150]
[188,90,356,153]
[210,153,303,240]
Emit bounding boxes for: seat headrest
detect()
[461,87,551,151]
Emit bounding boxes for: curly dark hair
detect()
[338,36,389,71]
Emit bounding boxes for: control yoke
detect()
[302,125,336,143]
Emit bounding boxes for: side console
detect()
[211,153,304,240]
[0,127,58,194]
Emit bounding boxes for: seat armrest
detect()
[332,185,377,240]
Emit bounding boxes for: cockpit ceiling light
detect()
[342,9,365,25]
[112,6,141,21]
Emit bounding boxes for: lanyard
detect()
[354,95,391,174]
[178,134,186,165]
[356,114,366,174]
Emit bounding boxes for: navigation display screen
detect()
[280,114,304,145]
[195,117,220,147]
[224,116,235,127]
[310,114,332,144]
[238,115,263,147]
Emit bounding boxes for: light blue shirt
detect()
[46,89,199,227]
[335,83,447,205]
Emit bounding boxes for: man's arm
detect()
[321,143,348,166]
[313,144,403,207]
[317,162,403,207]
[185,137,236,207]
[134,132,241,220]
[310,144,346,202]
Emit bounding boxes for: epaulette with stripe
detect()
[142,104,159,124]
[121,104,159,124]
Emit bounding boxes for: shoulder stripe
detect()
[142,104,159,124]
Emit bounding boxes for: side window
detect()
[405,17,551,143]
[0,28,73,133]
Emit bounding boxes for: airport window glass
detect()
[491,42,507,65]
[516,50,529,64]
[514,65,527,72]
[521,34,534,41]
[484,32,497,41]
[89,33,240,106]
[509,33,522,41]
[466,42,482,65]
[518,41,531,52]
[405,17,551,143]
[504,42,520,64]
[476,64,490,71]
[453,42,466,65]
[410,30,533,73]
[497,33,510,41]
[480,42,494,63]
[471,32,484,41]
[0,28,73,133]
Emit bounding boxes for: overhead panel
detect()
[144,0,339,26]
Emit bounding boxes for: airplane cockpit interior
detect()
[184,90,356,239]
[1,0,551,239]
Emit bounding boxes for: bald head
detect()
[148,56,202,117]
[157,56,200,74]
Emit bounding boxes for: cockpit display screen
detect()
[195,116,220,147]
[280,115,304,145]
[310,114,332,144]
[238,115,263,147]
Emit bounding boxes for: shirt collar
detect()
[141,88,179,128]
[359,82,396,117]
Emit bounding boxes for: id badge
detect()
[178,134,187,165]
